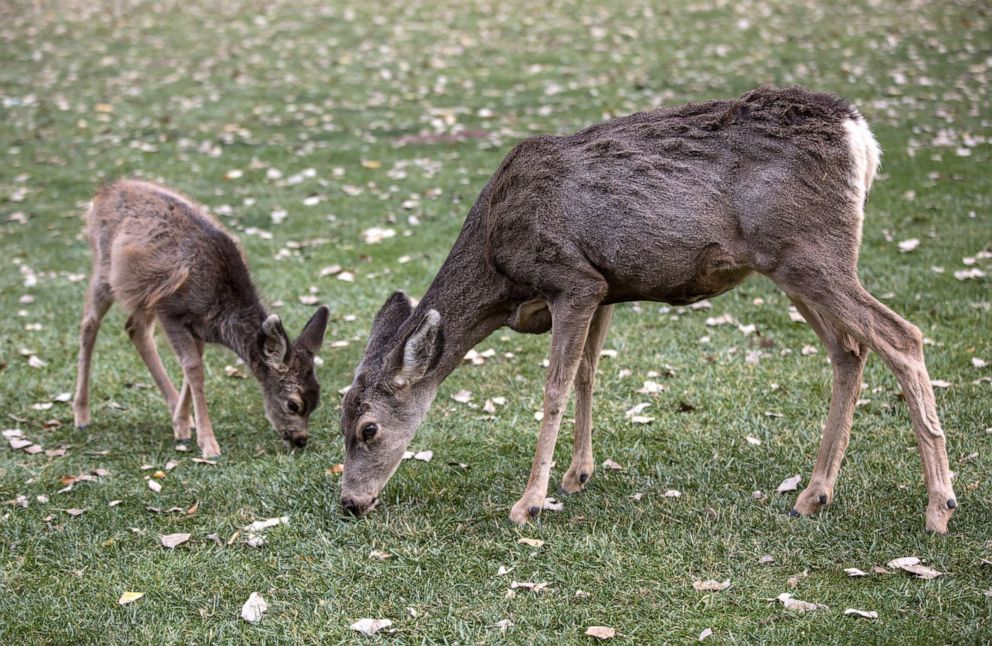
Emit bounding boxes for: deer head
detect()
[339,292,443,515]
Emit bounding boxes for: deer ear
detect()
[295,306,329,356]
[261,314,290,370]
[390,309,441,389]
[366,291,413,351]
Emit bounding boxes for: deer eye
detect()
[287,400,302,415]
[361,423,378,442]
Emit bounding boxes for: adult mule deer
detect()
[73,180,329,457]
[340,87,956,534]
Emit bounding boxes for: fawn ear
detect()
[296,306,329,356]
[261,314,290,370]
[387,309,441,389]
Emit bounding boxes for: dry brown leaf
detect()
[776,474,801,493]
[585,626,616,639]
[160,533,191,548]
[776,592,822,612]
[602,459,623,471]
[693,579,731,592]
[517,537,544,548]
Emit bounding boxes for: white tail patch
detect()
[843,115,882,207]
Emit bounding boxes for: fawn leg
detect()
[162,323,220,458]
[73,279,113,428]
[561,304,614,494]
[125,309,181,413]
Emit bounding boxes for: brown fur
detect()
[340,87,955,534]
[72,179,329,457]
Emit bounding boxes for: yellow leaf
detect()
[118,591,144,605]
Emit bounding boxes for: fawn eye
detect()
[287,400,302,415]
[361,423,378,442]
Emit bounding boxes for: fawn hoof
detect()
[76,424,89,431]
[509,493,544,526]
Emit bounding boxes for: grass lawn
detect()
[1,0,990,642]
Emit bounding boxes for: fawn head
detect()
[257,306,330,448]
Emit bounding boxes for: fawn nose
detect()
[283,432,308,449]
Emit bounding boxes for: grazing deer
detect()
[340,87,957,534]
[72,180,329,457]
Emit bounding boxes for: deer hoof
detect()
[509,494,544,526]
[793,485,831,516]
[924,498,954,534]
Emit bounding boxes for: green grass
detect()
[1,0,991,642]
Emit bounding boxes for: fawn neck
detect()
[215,298,270,377]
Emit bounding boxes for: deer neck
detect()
[410,197,519,390]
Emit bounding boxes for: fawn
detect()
[339,87,956,534]
[72,179,329,457]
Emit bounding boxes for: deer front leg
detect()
[510,298,599,525]
[172,376,193,443]
[785,298,867,517]
[561,304,614,494]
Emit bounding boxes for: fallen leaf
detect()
[636,380,665,394]
[898,238,920,253]
[776,474,801,493]
[350,618,392,636]
[845,567,868,577]
[510,581,548,593]
[585,626,616,639]
[845,608,879,619]
[65,508,86,516]
[543,497,564,511]
[775,592,822,612]
[787,570,808,588]
[699,627,713,641]
[147,480,162,493]
[413,450,433,462]
[451,390,472,403]
[327,463,344,475]
[602,459,623,471]
[160,533,191,548]
[369,550,391,560]
[118,591,144,605]
[693,579,731,592]
[241,592,268,623]
[245,516,289,532]
[664,489,682,498]
[517,537,544,548]
[758,555,775,564]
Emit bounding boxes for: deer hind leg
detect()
[125,309,181,413]
[509,286,605,525]
[161,321,220,458]
[561,304,614,494]
[778,274,956,533]
[73,278,114,428]
[784,296,868,517]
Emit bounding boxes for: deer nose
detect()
[341,495,376,516]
